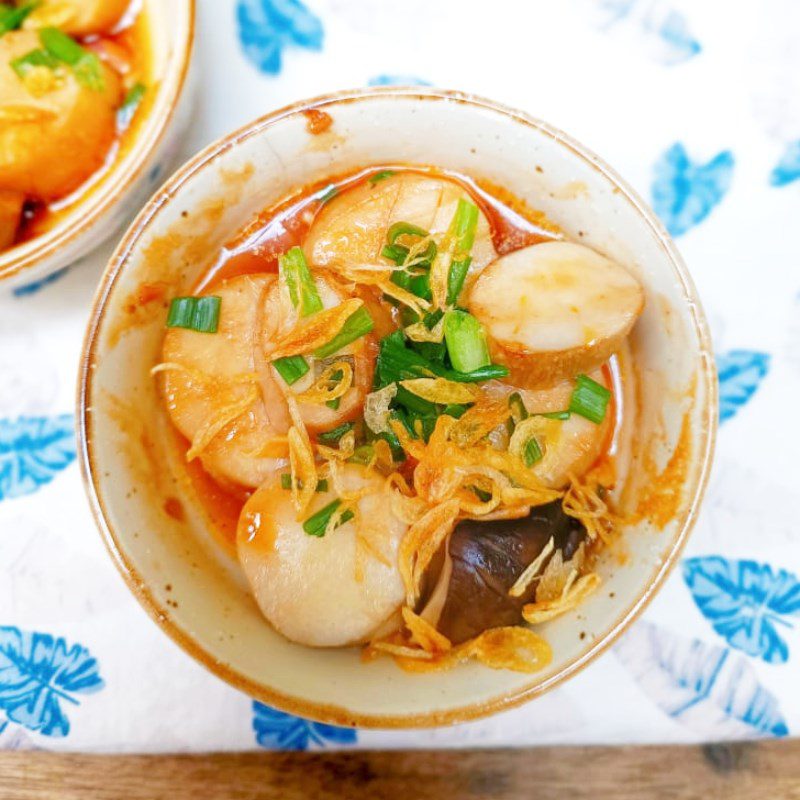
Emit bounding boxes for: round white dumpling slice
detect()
[0,30,122,200]
[161,275,287,490]
[237,465,407,647]
[469,241,644,387]
[304,172,496,276]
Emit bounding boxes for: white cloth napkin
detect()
[1,0,799,753]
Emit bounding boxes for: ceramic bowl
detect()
[0,0,195,290]
[78,88,717,727]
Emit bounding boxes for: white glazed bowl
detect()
[0,0,195,290]
[78,88,717,727]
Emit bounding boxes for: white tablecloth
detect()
[1,0,799,752]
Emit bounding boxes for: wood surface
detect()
[2,740,799,800]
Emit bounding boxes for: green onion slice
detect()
[279,246,323,318]
[508,392,529,423]
[0,2,37,36]
[272,355,310,385]
[539,410,571,421]
[443,309,491,373]
[313,306,374,359]
[387,221,429,244]
[117,81,146,130]
[445,199,479,306]
[569,374,611,424]
[302,499,354,537]
[10,48,58,79]
[381,243,409,266]
[369,170,395,184]
[166,296,221,333]
[317,422,354,444]
[280,474,328,492]
[523,436,544,467]
[39,27,104,91]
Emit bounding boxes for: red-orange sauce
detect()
[177,166,620,550]
[12,3,154,246]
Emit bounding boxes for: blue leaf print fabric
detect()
[716,350,770,424]
[683,558,800,664]
[651,143,734,236]
[367,74,432,87]
[12,267,70,298]
[615,621,788,738]
[236,0,323,75]
[0,415,76,502]
[0,627,103,737]
[595,1,701,65]
[769,140,800,187]
[252,702,357,750]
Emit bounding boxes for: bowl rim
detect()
[0,0,196,284]
[78,86,718,729]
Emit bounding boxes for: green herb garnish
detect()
[0,1,37,36]
[117,81,146,130]
[317,421,354,444]
[523,436,544,467]
[369,170,395,184]
[443,309,491,373]
[444,199,479,305]
[272,355,310,385]
[569,374,611,424]
[166,296,221,333]
[303,500,354,537]
[280,246,323,317]
[280,474,329,492]
[39,27,104,91]
[313,306,374,359]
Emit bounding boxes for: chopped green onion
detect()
[325,397,341,410]
[469,485,493,502]
[569,374,611,424]
[445,199,479,305]
[443,403,468,419]
[39,27,104,91]
[523,437,543,467]
[10,48,58,79]
[117,82,146,130]
[443,309,491,373]
[382,244,409,265]
[394,384,438,416]
[391,269,431,301]
[348,444,375,465]
[539,410,571,421]
[166,296,221,333]
[317,422,354,444]
[279,246,323,317]
[280,474,328,492]
[388,221,429,244]
[302,500,354,537]
[313,306,374,359]
[369,170,395,184]
[375,430,405,461]
[272,355,310,385]
[0,2,37,36]
[508,392,528,422]
[318,184,338,204]
[376,330,508,387]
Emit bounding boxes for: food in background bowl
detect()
[153,167,645,672]
[0,0,150,251]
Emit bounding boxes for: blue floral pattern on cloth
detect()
[717,350,770,424]
[651,143,734,236]
[769,141,800,187]
[252,702,357,750]
[367,74,432,87]
[11,268,70,298]
[236,0,323,74]
[683,558,800,664]
[0,627,103,738]
[0,415,76,502]
[595,0,701,65]
[615,621,788,738]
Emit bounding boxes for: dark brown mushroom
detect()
[419,501,586,644]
